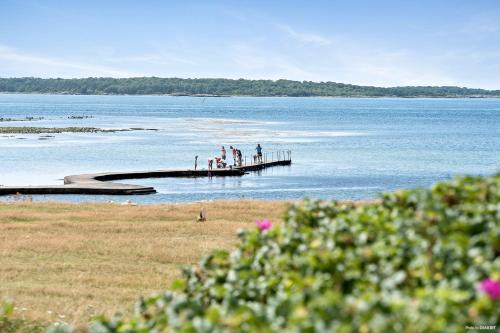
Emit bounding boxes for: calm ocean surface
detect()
[0,94,498,203]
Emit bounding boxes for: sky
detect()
[1,0,500,89]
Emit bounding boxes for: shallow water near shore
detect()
[0,94,499,203]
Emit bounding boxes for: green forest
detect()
[0,77,499,97]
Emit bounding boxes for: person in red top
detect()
[230,146,237,166]
[215,157,222,168]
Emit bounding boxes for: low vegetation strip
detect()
[53,173,498,332]
[0,127,156,134]
[0,117,44,122]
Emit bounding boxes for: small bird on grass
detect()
[197,208,207,222]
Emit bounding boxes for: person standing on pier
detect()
[237,149,243,166]
[230,146,237,166]
[221,146,227,161]
[194,155,198,170]
[256,144,263,163]
[208,158,213,170]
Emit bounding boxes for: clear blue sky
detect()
[1,0,499,88]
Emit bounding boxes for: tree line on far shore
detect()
[1,77,499,97]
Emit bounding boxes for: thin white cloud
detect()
[276,24,332,46]
[229,42,320,81]
[337,50,457,87]
[0,45,138,77]
[103,53,197,66]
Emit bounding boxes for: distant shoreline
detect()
[1,77,499,98]
[0,91,499,99]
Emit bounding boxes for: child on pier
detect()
[215,157,225,168]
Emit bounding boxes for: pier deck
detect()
[0,150,291,196]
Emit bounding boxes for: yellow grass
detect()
[0,200,289,326]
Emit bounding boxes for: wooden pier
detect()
[0,150,291,196]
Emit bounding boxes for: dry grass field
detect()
[0,200,289,327]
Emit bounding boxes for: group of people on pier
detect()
[195,144,263,170]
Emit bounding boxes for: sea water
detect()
[0,94,498,203]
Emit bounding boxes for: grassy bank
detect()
[0,200,288,327]
[85,174,499,333]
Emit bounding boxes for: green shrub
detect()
[70,174,500,332]
[0,301,45,333]
[1,300,14,324]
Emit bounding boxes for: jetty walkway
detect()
[0,150,291,196]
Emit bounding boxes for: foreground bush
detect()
[65,174,499,332]
[1,301,44,333]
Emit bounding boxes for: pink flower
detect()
[256,219,272,231]
[479,278,500,300]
